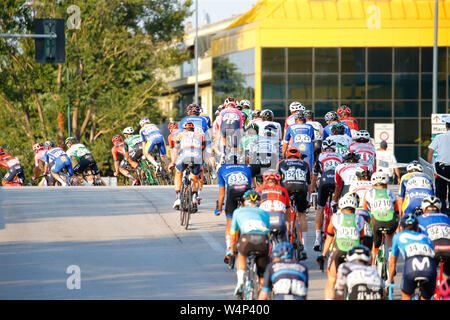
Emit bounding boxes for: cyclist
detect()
[282,111,315,171]
[216,152,252,263]
[139,117,168,172]
[326,122,353,158]
[335,244,384,300]
[388,213,436,300]
[216,97,245,158]
[322,111,352,141]
[333,151,363,205]
[111,135,138,185]
[256,109,282,142]
[229,189,270,300]
[65,137,102,185]
[169,121,205,209]
[417,196,450,281]
[311,138,343,251]
[304,109,324,162]
[240,99,252,127]
[244,109,262,131]
[0,147,26,186]
[277,146,311,254]
[255,170,292,243]
[238,123,259,165]
[337,105,359,138]
[350,166,374,249]
[32,142,48,186]
[362,171,399,264]
[258,242,309,300]
[319,192,365,300]
[122,127,145,183]
[397,161,434,217]
[167,122,179,157]
[43,140,74,186]
[349,130,377,172]
[284,101,305,133]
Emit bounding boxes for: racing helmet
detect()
[371,170,389,186]
[243,189,261,203]
[289,101,305,114]
[186,103,201,116]
[286,146,301,159]
[261,109,274,121]
[112,135,123,144]
[251,109,261,119]
[400,213,419,230]
[344,151,360,162]
[325,111,339,122]
[167,122,179,131]
[139,117,151,127]
[331,123,346,135]
[123,127,134,135]
[294,110,306,121]
[421,196,442,212]
[183,121,195,131]
[347,245,371,263]
[355,130,370,142]
[44,140,55,148]
[304,109,314,120]
[338,192,359,210]
[355,165,372,180]
[406,160,423,173]
[272,242,294,260]
[223,97,237,108]
[0,147,4,155]
[65,136,77,146]
[322,138,337,151]
[262,169,281,183]
[240,99,251,109]
[337,105,352,116]
[33,143,44,152]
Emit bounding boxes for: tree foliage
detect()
[0,0,192,179]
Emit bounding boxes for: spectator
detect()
[427,117,450,214]
[376,141,400,184]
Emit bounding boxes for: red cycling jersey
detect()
[0,153,21,169]
[255,183,291,214]
[339,117,359,132]
[111,143,126,161]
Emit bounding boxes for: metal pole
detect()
[194,0,199,105]
[432,0,438,114]
[67,63,71,137]
[0,33,56,39]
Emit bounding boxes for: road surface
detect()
[0,185,401,300]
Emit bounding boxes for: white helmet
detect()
[355,130,370,142]
[371,171,389,186]
[421,196,442,211]
[406,161,423,173]
[123,127,134,135]
[139,117,151,127]
[240,99,251,108]
[289,101,305,113]
[338,192,359,210]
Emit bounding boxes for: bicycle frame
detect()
[243,254,259,300]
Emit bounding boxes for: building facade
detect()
[210,0,450,162]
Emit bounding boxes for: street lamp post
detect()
[432,0,438,114]
[194,0,199,105]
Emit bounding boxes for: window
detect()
[394,48,419,73]
[395,146,419,163]
[262,74,285,99]
[261,100,286,118]
[395,74,419,99]
[395,101,418,117]
[315,74,338,100]
[341,74,365,100]
[367,74,392,99]
[422,47,447,73]
[395,119,419,144]
[288,74,313,100]
[368,48,392,73]
[288,48,312,73]
[367,101,391,117]
[340,100,365,118]
[315,101,338,118]
[262,48,285,73]
[341,48,365,73]
[315,48,338,73]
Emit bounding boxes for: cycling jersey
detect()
[0,153,21,170]
[326,135,353,157]
[335,262,384,300]
[0,153,25,184]
[261,260,308,300]
[398,172,434,214]
[339,117,359,138]
[241,109,252,127]
[179,115,211,147]
[284,114,296,132]
[34,150,47,168]
[140,123,167,156]
[111,143,125,161]
[322,122,352,141]
[66,144,99,175]
[391,230,436,299]
[173,131,205,175]
[247,135,281,176]
[417,212,450,243]
[123,135,143,162]
[306,121,324,141]
[229,206,270,236]
[66,143,92,161]
[45,147,74,176]
[217,107,245,134]
[349,180,372,207]
[313,151,343,177]
[283,123,315,169]
[238,133,259,157]
[327,211,365,252]
[278,158,311,212]
[255,120,283,141]
[348,142,376,171]
[335,163,364,194]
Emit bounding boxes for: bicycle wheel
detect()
[179,187,186,226]
[183,185,192,229]
[293,219,304,262]
[245,258,258,300]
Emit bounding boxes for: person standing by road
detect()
[376,141,400,185]
[427,117,450,214]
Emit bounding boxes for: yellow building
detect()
[210,0,450,162]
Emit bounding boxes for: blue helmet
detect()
[272,242,293,260]
[400,213,418,229]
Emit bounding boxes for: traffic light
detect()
[34,19,65,64]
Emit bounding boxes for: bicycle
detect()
[374,228,390,282]
[179,163,196,230]
[322,194,334,249]
[137,158,158,185]
[289,195,306,262]
[241,251,260,300]
[433,254,446,300]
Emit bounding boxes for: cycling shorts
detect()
[327,245,347,274]
[175,162,202,176]
[128,146,143,162]
[50,156,74,176]
[402,256,436,299]
[286,186,308,213]
[237,234,270,278]
[145,135,166,156]
[2,164,25,183]
[220,124,241,149]
[318,173,335,208]
[225,186,251,219]
[371,214,399,249]
[74,154,99,176]
[268,211,288,243]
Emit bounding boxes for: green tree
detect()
[0,0,192,180]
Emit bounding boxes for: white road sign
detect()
[374,123,394,153]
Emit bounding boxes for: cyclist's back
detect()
[399,171,434,215]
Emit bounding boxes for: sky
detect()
[185,0,257,27]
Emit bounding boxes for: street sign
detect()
[374,123,394,153]
[34,19,65,64]
[431,113,450,134]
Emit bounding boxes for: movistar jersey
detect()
[391,230,435,260]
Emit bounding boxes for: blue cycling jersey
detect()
[417,213,450,242]
[322,122,352,141]
[398,172,434,214]
[218,164,252,189]
[229,206,270,236]
[179,115,211,147]
[284,123,315,168]
[45,147,67,163]
[139,124,164,143]
[391,230,435,260]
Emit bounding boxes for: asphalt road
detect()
[0,185,401,300]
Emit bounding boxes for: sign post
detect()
[374,123,395,153]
